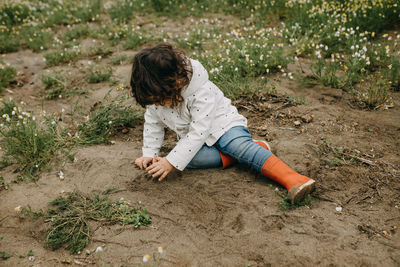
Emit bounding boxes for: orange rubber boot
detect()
[219,140,271,168]
[261,155,315,204]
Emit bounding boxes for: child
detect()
[130,43,315,204]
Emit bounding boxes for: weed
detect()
[63,24,90,42]
[0,101,68,180]
[21,191,151,254]
[77,96,142,145]
[354,77,392,110]
[106,0,139,24]
[320,140,364,166]
[279,194,315,211]
[44,49,80,67]
[0,251,11,260]
[0,176,9,191]
[124,31,154,50]
[40,71,87,99]
[103,186,118,195]
[0,31,19,53]
[21,26,53,52]
[110,54,127,65]
[41,72,65,99]
[284,93,306,105]
[0,62,16,92]
[0,3,30,28]
[86,45,112,58]
[310,56,341,89]
[87,65,113,83]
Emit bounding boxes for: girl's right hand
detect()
[134,157,154,169]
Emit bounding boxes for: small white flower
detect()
[95,246,103,253]
[108,121,112,124]
[14,205,22,212]
[51,121,56,125]
[61,108,65,113]
[158,246,164,253]
[143,254,150,262]
[336,206,342,212]
[28,256,35,261]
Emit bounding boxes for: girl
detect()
[130,44,315,204]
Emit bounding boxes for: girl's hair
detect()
[130,43,192,108]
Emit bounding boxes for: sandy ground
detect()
[0,43,399,267]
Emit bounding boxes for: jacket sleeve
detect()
[142,107,165,157]
[166,83,217,171]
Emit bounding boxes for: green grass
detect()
[320,140,366,166]
[21,191,151,254]
[40,71,87,100]
[63,24,90,42]
[87,65,113,83]
[44,49,81,67]
[0,176,9,191]
[0,62,16,92]
[110,54,127,65]
[86,45,112,58]
[0,101,69,180]
[0,251,11,260]
[279,194,315,211]
[77,96,142,145]
[353,76,392,109]
[20,26,53,52]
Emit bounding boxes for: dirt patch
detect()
[0,43,399,267]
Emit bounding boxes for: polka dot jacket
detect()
[142,59,247,171]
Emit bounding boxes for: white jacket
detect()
[142,58,247,171]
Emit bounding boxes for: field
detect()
[0,0,399,266]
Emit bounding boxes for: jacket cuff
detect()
[166,153,186,171]
[142,148,159,158]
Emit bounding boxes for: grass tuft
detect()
[0,62,16,92]
[0,101,68,180]
[87,65,113,83]
[0,251,11,260]
[21,191,151,254]
[77,96,142,145]
[279,194,315,211]
[40,71,87,99]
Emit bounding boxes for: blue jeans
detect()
[187,126,273,172]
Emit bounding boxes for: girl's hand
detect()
[134,157,154,169]
[146,156,174,181]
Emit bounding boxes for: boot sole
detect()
[288,179,315,204]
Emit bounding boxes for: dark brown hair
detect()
[130,43,192,108]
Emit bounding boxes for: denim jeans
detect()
[187,126,273,172]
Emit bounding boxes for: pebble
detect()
[301,114,313,123]
[294,120,301,126]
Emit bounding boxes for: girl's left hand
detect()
[146,156,174,181]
